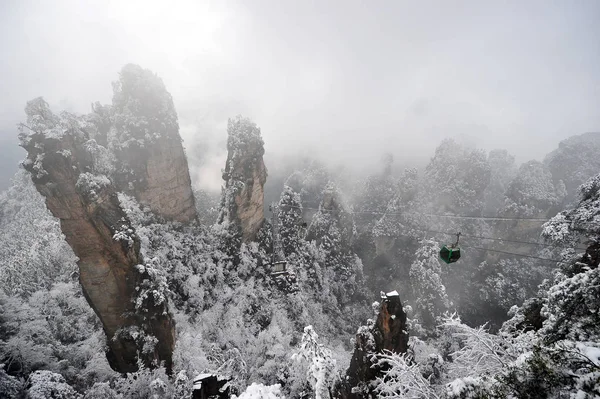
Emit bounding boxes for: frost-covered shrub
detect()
[194,189,220,226]
[75,172,110,201]
[26,370,79,399]
[225,115,264,168]
[441,313,517,380]
[372,351,440,399]
[83,382,121,399]
[542,172,600,247]
[134,260,170,313]
[30,282,101,345]
[0,282,110,392]
[234,383,285,399]
[83,139,115,175]
[171,370,192,399]
[18,98,90,149]
[445,376,489,399]
[113,367,173,399]
[18,98,62,145]
[0,368,24,398]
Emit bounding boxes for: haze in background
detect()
[1,0,599,191]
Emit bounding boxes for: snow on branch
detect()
[372,351,440,399]
[441,313,516,379]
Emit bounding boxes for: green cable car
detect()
[440,233,461,264]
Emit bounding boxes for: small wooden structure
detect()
[271,260,288,275]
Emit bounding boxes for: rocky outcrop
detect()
[217,116,267,242]
[373,291,409,353]
[19,96,177,373]
[115,133,197,223]
[110,64,196,223]
[338,291,409,398]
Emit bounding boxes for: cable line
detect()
[396,231,569,265]
[282,204,583,250]
[280,203,569,223]
[406,227,584,251]
[278,202,590,263]
[461,245,569,264]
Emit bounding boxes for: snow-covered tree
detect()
[26,370,79,399]
[194,188,220,225]
[441,313,517,380]
[0,282,110,390]
[408,240,450,333]
[278,185,304,257]
[110,63,179,151]
[83,382,121,399]
[422,138,491,216]
[285,159,329,218]
[291,326,337,399]
[306,183,365,306]
[502,160,565,217]
[443,173,600,398]
[544,132,600,204]
[0,369,23,398]
[0,170,77,297]
[463,258,549,329]
[539,173,600,343]
[542,172,600,249]
[234,383,285,399]
[372,167,419,240]
[372,351,440,399]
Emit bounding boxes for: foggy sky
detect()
[1,0,599,192]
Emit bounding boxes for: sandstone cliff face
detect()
[19,95,178,373]
[373,291,409,353]
[110,64,196,223]
[218,116,267,242]
[121,134,196,223]
[18,66,198,374]
[340,291,409,398]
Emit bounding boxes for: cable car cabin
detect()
[271,261,288,275]
[440,245,461,264]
